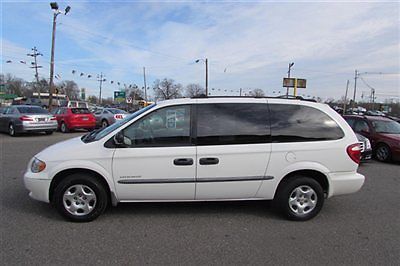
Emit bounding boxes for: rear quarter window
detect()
[269,104,344,142]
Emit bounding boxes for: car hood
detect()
[35,136,87,162]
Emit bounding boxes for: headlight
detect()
[31,158,46,173]
[365,138,371,150]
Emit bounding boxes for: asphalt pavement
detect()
[1,132,399,265]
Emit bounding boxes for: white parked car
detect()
[24,97,365,222]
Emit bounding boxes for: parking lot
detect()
[0,132,399,265]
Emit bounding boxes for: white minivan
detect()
[24,97,365,222]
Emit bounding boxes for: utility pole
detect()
[239,88,242,96]
[343,80,350,115]
[98,72,105,105]
[143,67,147,102]
[205,58,208,96]
[351,69,358,111]
[371,88,376,110]
[48,2,71,111]
[27,47,43,99]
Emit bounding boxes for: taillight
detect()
[50,116,57,120]
[19,115,33,121]
[347,143,361,164]
[115,114,123,119]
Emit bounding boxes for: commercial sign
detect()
[283,78,307,88]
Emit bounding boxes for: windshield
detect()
[108,109,127,114]
[82,104,156,143]
[17,107,49,114]
[372,120,400,134]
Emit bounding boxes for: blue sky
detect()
[1,0,399,101]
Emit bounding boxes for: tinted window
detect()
[122,105,191,147]
[269,104,344,142]
[108,109,127,114]
[16,107,48,114]
[71,108,91,114]
[371,120,400,134]
[196,103,270,145]
[344,118,355,128]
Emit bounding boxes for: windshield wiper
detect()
[82,128,102,143]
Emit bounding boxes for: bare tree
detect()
[58,80,79,100]
[0,73,30,96]
[124,84,144,100]
[87,95,98,104]
[248,88,265,97]
[153,78,182,100]
[185,83,205,97]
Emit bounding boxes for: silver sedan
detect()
[93,108,128,128]
[0,105,58,136]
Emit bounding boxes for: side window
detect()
[196,103,270,145]
[94,109,103,115]
[269,104,344,142]
[345,118,355,129]
[122,105,191,147]
[354,120,369,133]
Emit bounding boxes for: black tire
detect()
[375,144,391,162]
[60,122,69,133]
[52,174,108,222]
[101,119,109,128]
[274,176,324,221]
[45,131,54,135]
[8,123,17,137]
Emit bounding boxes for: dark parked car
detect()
[0,105,57,136]
[356,133,372,162]
[344,115,400,162]
[52,107,96,133]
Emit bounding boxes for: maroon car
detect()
[343,115,400,162]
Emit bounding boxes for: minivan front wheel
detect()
[53,174,108,222]
[275,176,324,221]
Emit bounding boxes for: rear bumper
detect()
[17,123,58,133]
[69,122,96,129]
[328,172,365,198]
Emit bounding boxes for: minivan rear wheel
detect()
[53,174,108,222]
[274,176,324,221]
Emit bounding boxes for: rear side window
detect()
[71,108,91,114]
[269,104,344,142]
[196,103,270,145]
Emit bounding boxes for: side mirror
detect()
[114,131,125,145]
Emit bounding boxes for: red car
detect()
[52,107,96,133]
[343,115,400,162]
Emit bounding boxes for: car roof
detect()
[343,114,393,122]
[155,97,325,108]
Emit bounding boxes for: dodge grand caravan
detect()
[24,97,365,222]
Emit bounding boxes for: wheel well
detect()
[49,168,112,204]
[276,170,329,196]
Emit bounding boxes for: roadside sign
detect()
[283,78,307,88]
[114,91,126,103]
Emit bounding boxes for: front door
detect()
[194,102,272,200]
[112,104,196,200]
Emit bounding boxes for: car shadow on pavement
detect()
[107,200,283,220]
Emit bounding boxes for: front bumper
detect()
[328,172,365,198]
[361,149,372,161]
[24,171,51,203]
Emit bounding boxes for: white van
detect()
[24,97,365,222]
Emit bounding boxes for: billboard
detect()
[283,78,307,88]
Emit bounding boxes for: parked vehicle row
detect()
[24,97,365,222]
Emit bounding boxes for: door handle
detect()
[173,158,194,166]
[199,157,219,165]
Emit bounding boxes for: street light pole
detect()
[286,62,294,98]
[352,69,358,111]
[205,58,208,96]
[48,2,70,111]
